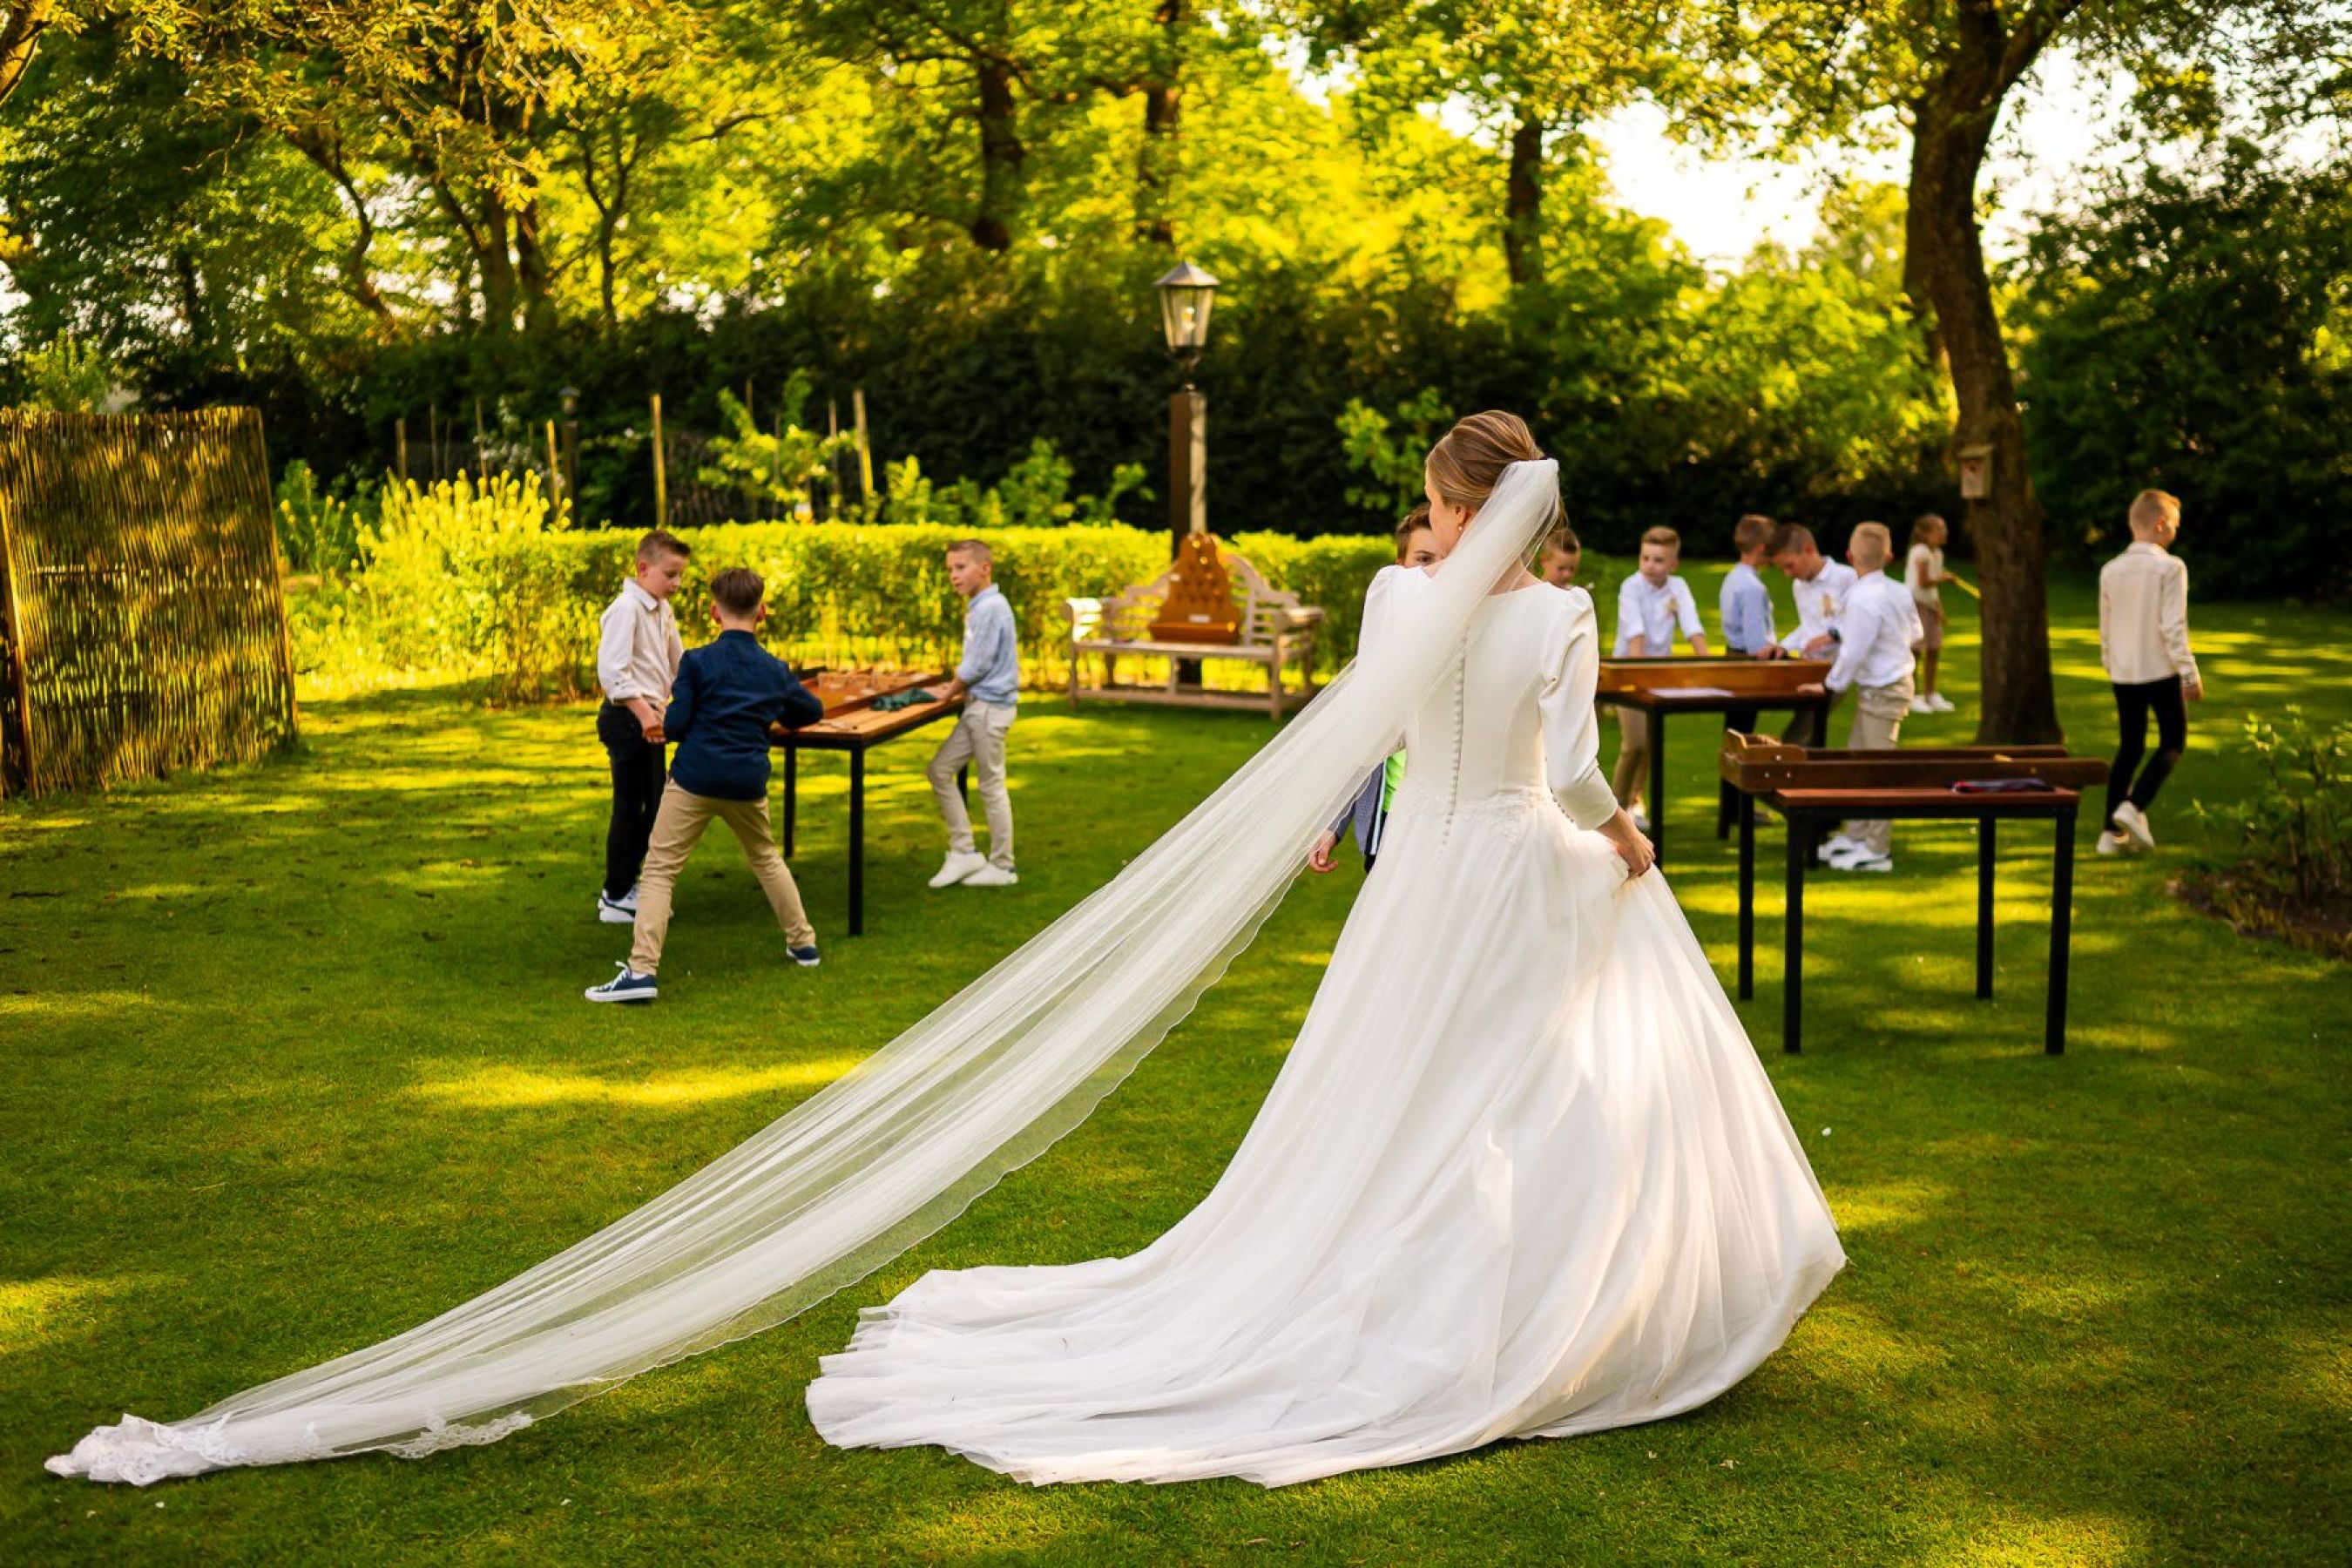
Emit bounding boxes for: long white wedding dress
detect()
[805,568,1847,1486]
[49,459,1840,1490]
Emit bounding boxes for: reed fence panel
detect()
[0,409,297,797]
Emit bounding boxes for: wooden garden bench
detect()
[1064,541,1326,721]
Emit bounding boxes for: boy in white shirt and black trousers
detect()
[1766,523,1857,747]
[2097,489,2202,856]
[594,530,689,924]
[1612,525,1708,829]
[1808,522,1922,873]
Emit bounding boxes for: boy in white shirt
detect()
[2096,490,2202,856]
[1805,522,1923,872]
[1766,523,1857,746]
[1611,525,1708,826]
[594,530,689,923]
[1904,513,1963,714]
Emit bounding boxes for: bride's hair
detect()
[1426,412,1558,525]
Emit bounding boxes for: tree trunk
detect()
[970,57,1024,251]
[1906,71,2062,744]
[1504,112,1544,287]
[1135,0,1181,247]
[0,3,48,113]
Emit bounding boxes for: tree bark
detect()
[970,57,1024,251]
[1904,20,2064,745]
[0,3,48,113]
[1135,0,1181,247]
[1504,112,1544,287]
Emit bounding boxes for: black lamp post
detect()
[559,385,581,509]
[1153,262,1220,556]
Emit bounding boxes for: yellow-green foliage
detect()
[307,511,1403,701]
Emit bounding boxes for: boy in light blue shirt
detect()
[928,539,1021,889]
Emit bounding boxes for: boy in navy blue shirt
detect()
[587,567,826,1003]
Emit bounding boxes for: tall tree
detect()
[1288,2,1691,287]
[1696,0,2347,742]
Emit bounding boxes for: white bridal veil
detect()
[51,460,1569,1485]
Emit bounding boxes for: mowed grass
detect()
[1,569,2346,1566]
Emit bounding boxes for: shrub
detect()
[2188,709,2352,957]
[274,460,369,576]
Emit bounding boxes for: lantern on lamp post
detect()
[1154,262,1220,554]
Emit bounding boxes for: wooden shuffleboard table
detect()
[769,669,966,936]
[1594,656,1836,864]
[1718,733,2109,1056]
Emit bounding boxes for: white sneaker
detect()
[1909,695,1935,715]
[1926,693,1956,713]
[2096,831,2127,856]
[2112,801,2155,852]
[1816,833,1862,863]
[961,863,1019,888]
[597,887,638,924]
[1828,847,1894,872]
[928,850,988,889]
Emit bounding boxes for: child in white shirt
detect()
[2096,490,2202,855]
[594,530,688,923]
[1904,514,1963,714]
[1808,521,1922,872]
[1611,525,1708,825]
[1766,523,1856,746]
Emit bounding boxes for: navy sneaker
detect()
[585,963,658,1003]
[788,944,821,969]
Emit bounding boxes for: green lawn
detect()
[3,571,2346,1565]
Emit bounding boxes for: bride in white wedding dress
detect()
[804,413,1846,1484]
[50,413,1840,1490]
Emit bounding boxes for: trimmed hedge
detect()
[295,496,1424,703]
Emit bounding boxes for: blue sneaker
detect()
[788,944,821,969]
[585,963,658,1003]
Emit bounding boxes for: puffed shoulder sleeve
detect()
[1540,587,1619,831]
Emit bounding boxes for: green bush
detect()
[299,505,1427,699]
[274,459,369,575]
[2194,709,2352,903]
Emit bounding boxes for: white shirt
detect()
[1906,543,1943,607]
[1613,572,1703,657]
[596,578,684,705]
[1823,570,1923,693]
[2099,542,2199,686]
[1780,560,1857,655]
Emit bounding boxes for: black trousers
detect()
[598,701,668,898]
[2106,677,2187,828]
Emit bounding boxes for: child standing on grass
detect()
[586,568,826,1003]
[1806,522,1923,875]
[1538,522,1580,588]
[595,530,689,925]
[1310,504,1436,876]
[1611,525,1708,829]
[927,539,1020,889]
[1905,514,1961,714]
[2098,490,2202,857]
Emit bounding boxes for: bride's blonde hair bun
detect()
[1424,411,1558,524]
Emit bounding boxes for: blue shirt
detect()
[956,585,1020,706]
[664,630,825,801]
[1719,561,1777,656]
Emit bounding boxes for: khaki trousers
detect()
[929,702,1016,869]
[1610,706,1652,810]
[629,781,814,974]
[1842,678,1914,857]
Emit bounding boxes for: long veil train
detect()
[48,462,1571,1486]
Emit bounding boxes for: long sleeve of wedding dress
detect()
[807,578,1848,1487]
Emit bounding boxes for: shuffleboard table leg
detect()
[1738,790,1756,1001]
[1649,712,1667,867]
[782,745,798,858]
[1977,815,1996,1000]
[848,747,867,937]
[1784,813,1806,1054]
[2048,807,2075,1055]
